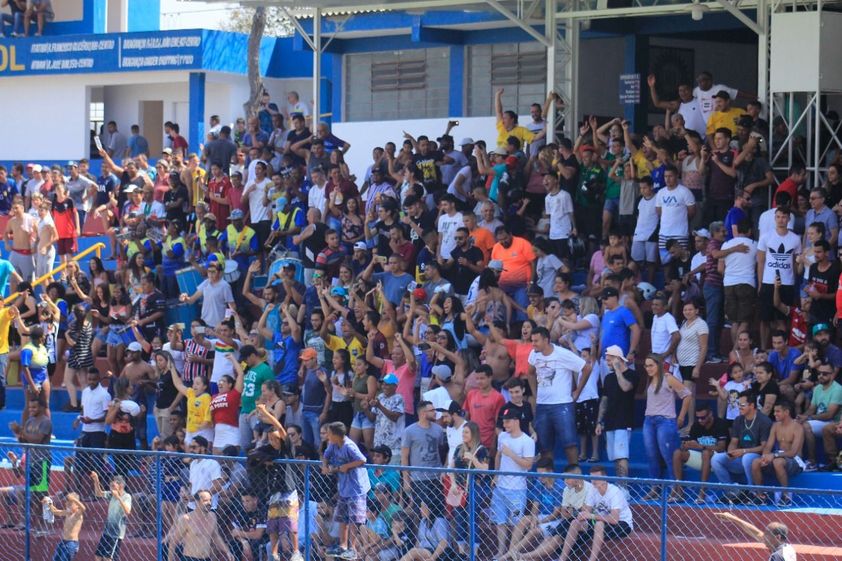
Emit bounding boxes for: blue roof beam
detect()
[411,16,463,44]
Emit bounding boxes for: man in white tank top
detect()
[35,202,57,279]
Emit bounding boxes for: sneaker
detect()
[707,355,724,364]
[776,495,793,507]
[340,548,357,560]
[291,552,304,561]
[804,461,817,472]
[326,546,344,556]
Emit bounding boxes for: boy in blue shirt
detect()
[322,422,371,559]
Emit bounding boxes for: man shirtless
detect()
[750,401,805,506]
[119,341,156,449]
[165,490,234,561]
[464,312,514,383]
[43,492,86,561]
[5,199,37,283]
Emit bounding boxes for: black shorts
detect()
[252,220,272,248]
[575,399,599,435]
[549,238,571,260]
[95,535,122,560]
[584,520,632,540]
[758,283,793,322]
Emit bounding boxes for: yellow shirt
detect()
[325,334,364,361]
[632,151,657,178]
[191,167,207,207]
[706,107,745,137]
[0,309,12,354]
[185,388,212,433]
[496,121,534,148]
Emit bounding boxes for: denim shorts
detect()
[606,429,631,461]
[490,487,527,525]
[351,411,375,430]
[534,402,578,454]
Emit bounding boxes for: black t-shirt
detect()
[413,151,444,192]
[286,128,312,166]
[601,368,639,431]
[495,401,533,434]
[156,368,179,409]
[709,149,737,202]
[135,289,166,339]
[407,209,437,247]
[807,261,840,323]
[687,417,731,445]
[164,184,188,223]
[730,412,773,449]
[301,222,328,268]
[558,154,580,196]
[448,246,483,295]
[118,172,145,211]
[752,380,780,411]
[667,255,693,283]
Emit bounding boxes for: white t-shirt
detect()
[423,386,452,420]
[445,419,467,465]
[679,98,707,137]
[527,344,587,405]
[189,458,222,509]
[308,182,327,217]
[576,356,600,403]
[633,196,658,242]
[655,185,695,237]
[758,230,802,285]
[691,251,706,282]
[447,166,473,202]
[496,431,535,490]
[545,189,574,240]
[81,384,112,433]
[651,313,679,356]
[757,208,795,241]
[722,237,758,287]
[437,212,464,259]
[586,483,634,529]
[246,177,272,223]
[694,84,738,123]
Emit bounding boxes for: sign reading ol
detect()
[0,44,24,72]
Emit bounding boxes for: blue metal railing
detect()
[10,443,842,561]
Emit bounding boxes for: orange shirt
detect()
[469,226,494,264]
[492,236,535,287]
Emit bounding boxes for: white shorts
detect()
[606,429,631,461]
[213,423,240,449]
[631,240,657,263]
[807,419,831,436]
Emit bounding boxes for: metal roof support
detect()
[313,7,321,123]
[545,0,557,143]
[485,0,551,47]
[713,0,763,34]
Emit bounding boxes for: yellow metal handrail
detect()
[3,242,106,305]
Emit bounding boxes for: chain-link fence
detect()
[3,443,842,561]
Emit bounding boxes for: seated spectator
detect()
[24,0,53,36]
[750,401,804,505]
[671,403,730,503]
[797,362,842,470]
[558,466,634,561]
[396,500,454,561]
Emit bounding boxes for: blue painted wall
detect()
[127,0,160,32]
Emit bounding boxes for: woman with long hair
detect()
[104,285,133,375]
[87,256,112,288]
[640,355,692,501]
[341,196,365,251]
[472,269,515,328]
[152,160,171,202]
[347,354,378,449]
[69,275,111,365]
[152,350,181,440]
[729,330,758,373]
[431,295,468,350]
[449,421,489,556]
[14,317,51,420]
[62,304,94,412]
[209,354,244,454]
[676,299,709,430]
[124,251,150,304]
[170,371,213,445]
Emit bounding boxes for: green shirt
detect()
[576,164,606,208]
[604,153,622,200]
[240,361,275,414]
[812,381,842,422]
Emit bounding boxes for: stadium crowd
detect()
[0,78,839,561]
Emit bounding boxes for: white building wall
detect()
[103,81,189,141]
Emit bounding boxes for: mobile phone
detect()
[376,255,388,265]
[418,343,431,351]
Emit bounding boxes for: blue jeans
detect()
[703,284,723,358]
[534,402,577,455]
[1,13,23,36]
[302,409,322,447]
[643,415,680,480]
[53,540,80,561]
[711,451,760,484]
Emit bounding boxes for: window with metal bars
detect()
[371,59,427,91]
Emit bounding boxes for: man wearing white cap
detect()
[596,345,639,480]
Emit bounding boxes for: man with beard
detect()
[812,323,842,372]
[165,490,234,561]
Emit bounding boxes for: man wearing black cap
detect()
[706,90,745,138]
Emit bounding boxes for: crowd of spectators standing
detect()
[0,79,840,561]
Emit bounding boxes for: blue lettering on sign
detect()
[0,30,203,76]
